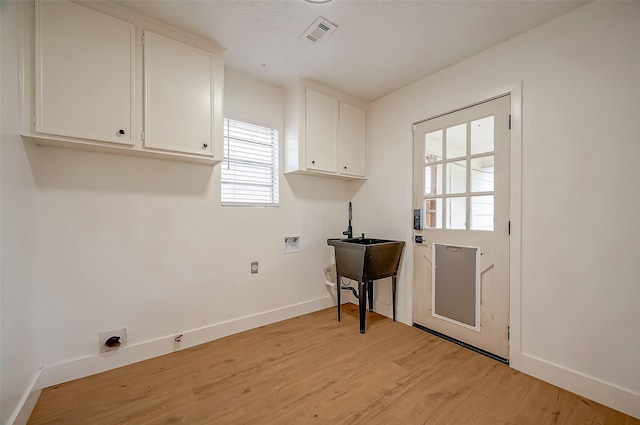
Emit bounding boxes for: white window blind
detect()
[222,118,279,206]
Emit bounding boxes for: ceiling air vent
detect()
[300,17,337,43]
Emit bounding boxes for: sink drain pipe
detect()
[324,279,359,298]
[324,264,359,297]
[340,284,359,298]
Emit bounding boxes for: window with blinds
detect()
[221,118,279,206]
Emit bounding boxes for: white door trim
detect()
[409,81,523,369]
[506,82,523,370]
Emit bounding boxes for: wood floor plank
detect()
[28,304,639,425]
[439,365,536,425]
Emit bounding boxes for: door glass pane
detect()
[471,195,494,231]
[445,161,466,194]
[446,197,466,230]
[425,164,442,196]
[471,116,494,155]
[424,198,442,229]
[446,123,466,159]
[470,156,494,192]
[425,130,443,162]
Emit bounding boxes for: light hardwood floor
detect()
[28,304,639,425]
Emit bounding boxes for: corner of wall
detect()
[4,369,42,425]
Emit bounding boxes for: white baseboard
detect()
[6,369,42,425]
[338,287,410,326]
[372,301,410,326]
[33,297,639,421]
[517,352,640,419]
[36,296,334,390]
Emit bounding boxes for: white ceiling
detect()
[116,0,587,103]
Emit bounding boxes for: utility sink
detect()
[327,237,405,333]
[327,238,405,282]
[335,238,390,245]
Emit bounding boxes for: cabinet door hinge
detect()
[508,326,510,340]
[508,220,511,235]
[33,113,36,125]
[142,34,145,45]
[141,131,145,141]
[508,114,512,130]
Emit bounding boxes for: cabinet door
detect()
[305,88,337,173]
[35,1,134,145]
[144,31,214,156]
[339,102,366,177]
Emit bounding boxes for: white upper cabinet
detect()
[285,80,366,180]
[143,31,214,156]
[35,1,135,145]
[23,1,224,164]
[339,101,366,177]
[306,88,338,173]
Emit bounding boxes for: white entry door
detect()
[412,95,511,360]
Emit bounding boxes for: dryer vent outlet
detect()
[99,328,127,353]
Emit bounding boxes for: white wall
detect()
[4,0,639,420]
[31,69,358,385]
[355,1,640,418]
[1,2,42,424]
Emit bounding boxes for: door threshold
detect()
[413,323,509,365]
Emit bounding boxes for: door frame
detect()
[409,81,523,369]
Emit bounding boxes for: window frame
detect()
[221,116,280,207]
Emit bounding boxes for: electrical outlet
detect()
[251,261,259,274]
[99,328,127,353]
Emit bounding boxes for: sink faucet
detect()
[343,202,353,239]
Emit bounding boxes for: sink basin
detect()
[327,238,405,281]
[332,238,391,245]
[327,237,405,333]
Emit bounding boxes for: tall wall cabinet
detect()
[284,80,366,179]
[21,1,224,164]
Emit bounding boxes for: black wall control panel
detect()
[413,208,422,230]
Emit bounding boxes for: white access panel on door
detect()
[432,243,481,331]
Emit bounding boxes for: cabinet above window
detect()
[21,1,224,165]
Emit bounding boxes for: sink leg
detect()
[392,275,397,322]
[337,274,341,322]
[359,280,367,334]
[367,281,374,312]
